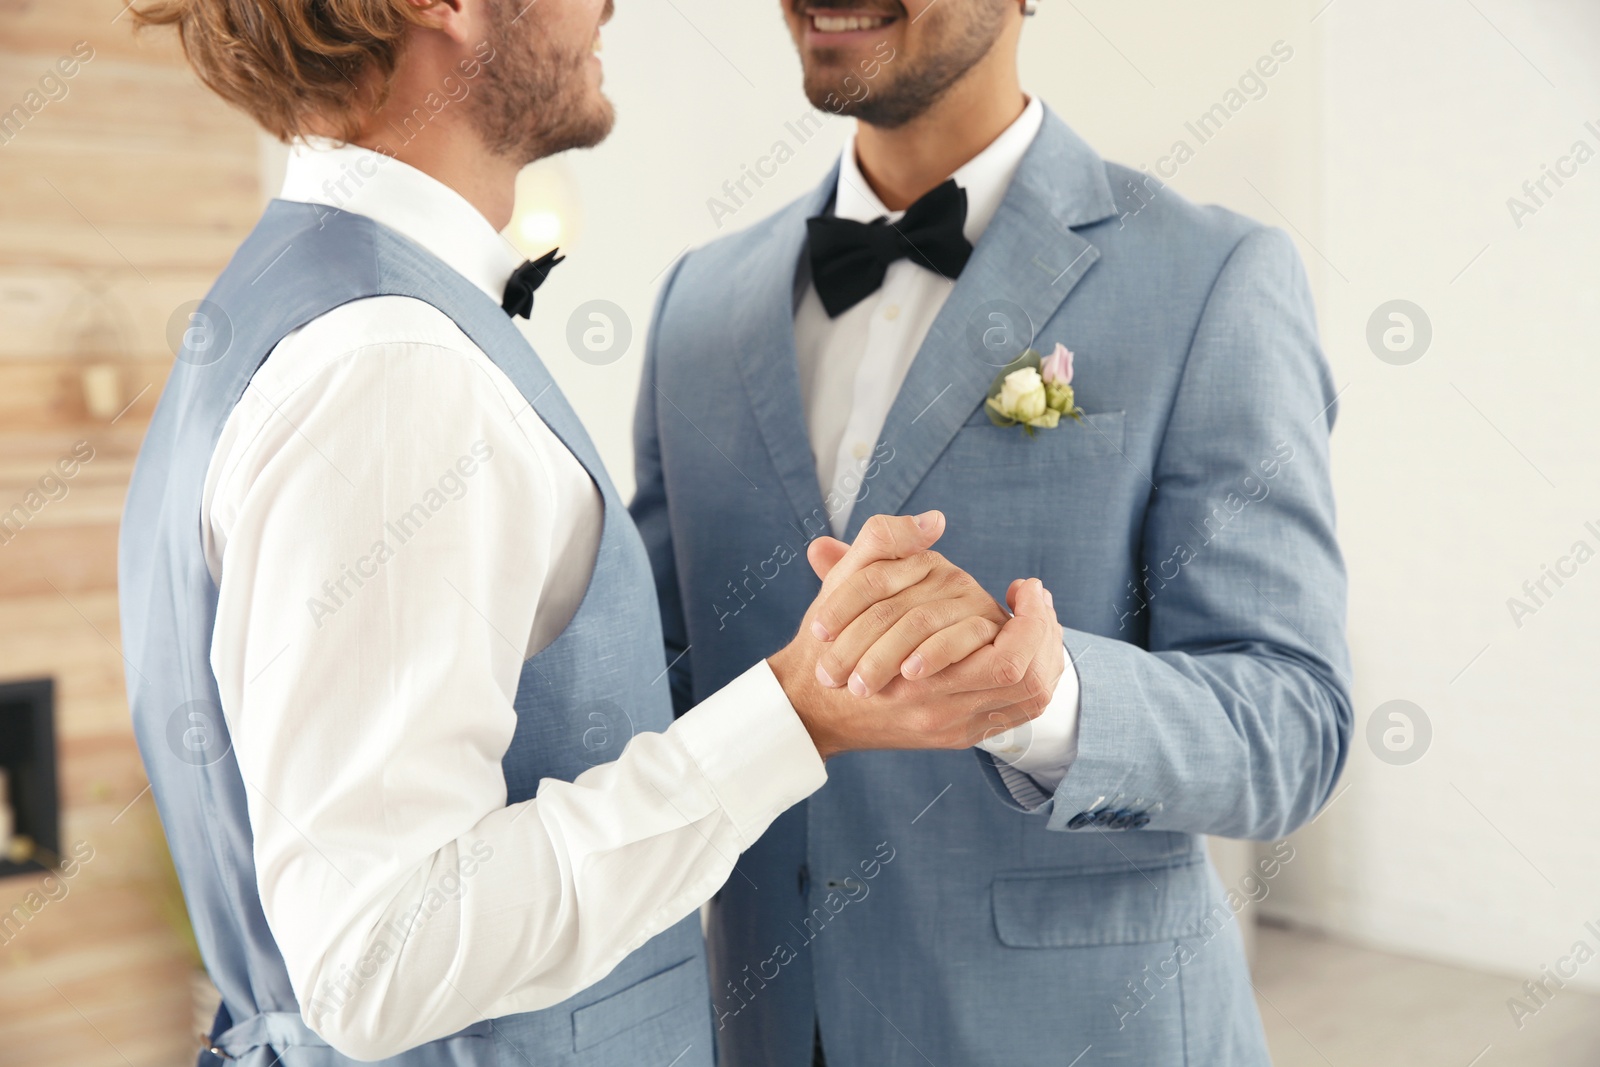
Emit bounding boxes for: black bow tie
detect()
[501,247,565,319]
[806,179,973,318]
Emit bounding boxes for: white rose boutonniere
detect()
[985,343,1084,436]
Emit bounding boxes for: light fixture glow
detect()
[518,211,563,246]
[509,159,583,259]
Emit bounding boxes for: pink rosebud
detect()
[1040,342,1074,385]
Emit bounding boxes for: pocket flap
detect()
[991,859,1216,948]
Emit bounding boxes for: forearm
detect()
[280,662,822,1059]
[1040,630,1350,839]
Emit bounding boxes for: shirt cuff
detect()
[672,659,828,848]
[975,638,1081,796]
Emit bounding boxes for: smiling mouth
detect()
[802,7,900,34]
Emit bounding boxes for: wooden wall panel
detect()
[0,56,253,146]
[0,362,169,428]
[0,270,217,360]
[0,148,260,235]
[0,220,246,272]
[0,0,188,64]
[1,0,261,1061]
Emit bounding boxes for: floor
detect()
[1253,922,1600,1066]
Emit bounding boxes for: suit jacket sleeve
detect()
[630,258,696,717]
[1006,225,1353,840]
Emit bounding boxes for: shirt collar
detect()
[278,139,524,302]
[833,95,1045,245]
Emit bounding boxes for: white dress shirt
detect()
[201,141,827,1057]
[794,97,1081,791]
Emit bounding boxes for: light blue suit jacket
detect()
[631,107,1351,1066]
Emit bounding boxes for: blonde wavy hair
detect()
[131,0,438,141]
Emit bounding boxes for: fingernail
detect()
[914,510,939,530]
[848,673,868,697]
[810,620,830,641]
[1045,588,1054,608]
[815,663,836,687]
[902,654,924,679]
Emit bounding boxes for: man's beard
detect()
[471,0,615,165]
[800,0,1007,129]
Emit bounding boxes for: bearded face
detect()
[783,0,1013,128]
[471,0,616,165]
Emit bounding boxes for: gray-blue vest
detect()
[119,200,713,1067]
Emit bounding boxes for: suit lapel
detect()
[730,166,839,535]
[845,108,1119,540]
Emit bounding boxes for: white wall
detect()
[1260,0,1600,996]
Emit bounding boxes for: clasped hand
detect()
[768,511,1065,760]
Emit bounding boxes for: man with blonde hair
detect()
[120,1,1067,1063]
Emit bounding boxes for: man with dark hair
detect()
[633,1,1352,1063]
[120,2,1066,1063]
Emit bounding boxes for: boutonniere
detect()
[985,343,1084,436]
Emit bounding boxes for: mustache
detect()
[792,1,905,16]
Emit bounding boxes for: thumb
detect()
[1011,577,1056,622]
[806,536,850,581]
[1005,578,1027,613]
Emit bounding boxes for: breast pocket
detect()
[943,407,1129,471]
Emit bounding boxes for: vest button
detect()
[797,864,810,895]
